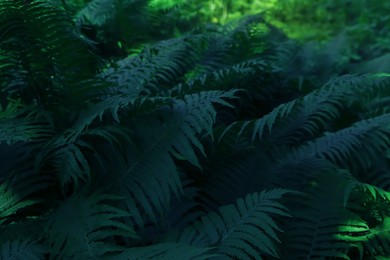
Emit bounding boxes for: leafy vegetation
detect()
[2,0,390,259]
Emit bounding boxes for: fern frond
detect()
[71,95,142,136]
[0,0,100,109]
[197,14,268,72]
[163,177,205,230]
[76,0,116,26]
[0,117,53,145]
[339,184,390,258]
[51,142,91,186]
[75,0,155,55]
[44,191,137,259]
[175,189,290,259]
[111,242,214,260]
[0,240,45,260]
[349,74,390,118]
[33,127,94,188]
[195,149,273,212]
[282,172,369,259]
[0,169,48,225]
[168,59,267,96]
[294,113,390,169]
[221,75,357,144]
[0,183,37,225]
[359,217,390,258]
[115,90,237,225]
[101,35,200,95]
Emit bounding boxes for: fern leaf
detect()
[101,35,198,95]
[44,191,137,259]
[0,116,53,145]
[115,90,237,225]
[176,189,290,259]
[360,217,390,257]
[342,186,390,258]
[76,0,116,26]
[195,149,273,212]
[51,142,91,186]
[294,113,390,169]
[0,170,46,225]
[168,59,266,96]
[283,172,369,259]
[221,75,358,144]
[0,240,45,260]
[111,243,214,260]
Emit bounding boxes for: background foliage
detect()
[2,0,390,259]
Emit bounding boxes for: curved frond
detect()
[0,117,53,145]
[0,170,47,225]
[221,74,366,144]
[117,90,238,225]
[101,35,201,95]
[168,59,267,96]
[44,191,137,259]
[175,189,290,259]
[294,113,390,169]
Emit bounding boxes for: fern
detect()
[0,117,53,145]
[293,113,390,170]
[101,38,194,95]
[0,0,100,110]
[220,74,366,145]
[44,191,137,259]
[76,0,117,26]
[281,172,369,259]
[194,149,273,212]
[0,170,47,225]
[360,217,390,258]
[167,59,267,96]
[75,0,151,53]
[3,0,390,258]
[196,15,269,72]
[114,90,238,225]
[340,184,390,258]
[111,242,214,260]
[171,189,290,259]
[0,240,45,260]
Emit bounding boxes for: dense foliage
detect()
[2,0,390,259]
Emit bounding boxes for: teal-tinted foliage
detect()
[2,0,390,259]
